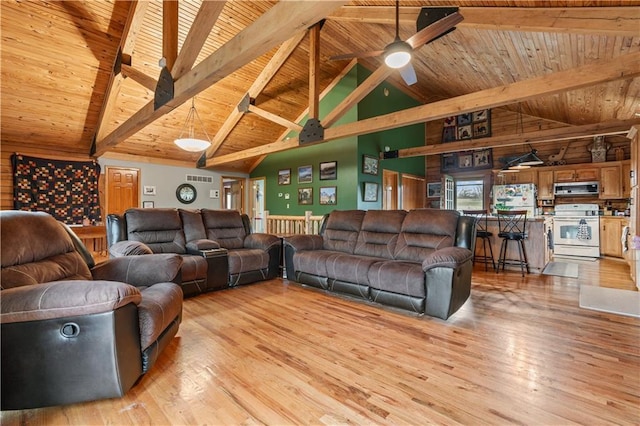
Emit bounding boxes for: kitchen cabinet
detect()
[600,165,623,199]
[495,169,537,185]
[537,170,554,200]
[554,168,599,183]
[600,217,628,258]
[622,162,631,198]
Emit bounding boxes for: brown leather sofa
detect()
[107,208,281,294]
[0,211,183,410]
[284,209,476,320]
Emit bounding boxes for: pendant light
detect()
[174,98,212,152]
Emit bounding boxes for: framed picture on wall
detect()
[362,155,379,175]
[427,183,441,198]
[319,161,337,180]
[278,169,291,185]
[362,182,378,202]
[142,201,154,208]
[319,186,337,205]
[298,165,313,184]
[298,187,313,205]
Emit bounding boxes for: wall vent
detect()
[186,174,213,184]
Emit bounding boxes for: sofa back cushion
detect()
[354,210,406,259]
[322,210,366,254]
[1,211,92,289]
[394,209,460,262]
[179,209,207,242]
[124,208,186,254]
[200,209,246,249]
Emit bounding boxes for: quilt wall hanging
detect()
[12,154,102,225]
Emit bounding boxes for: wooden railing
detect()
[264,210,324,235]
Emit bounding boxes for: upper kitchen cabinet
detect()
[537,170,554,200]
[554,167,599,183]
[494,169,537,185]
[600,164,623,199]
[622,162,632,198]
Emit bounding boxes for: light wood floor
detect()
[2,259,639,425]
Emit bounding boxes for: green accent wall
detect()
[251,65,425,214]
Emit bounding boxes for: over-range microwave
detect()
[553,181,599,196]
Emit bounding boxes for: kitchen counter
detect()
[479,217,547,273]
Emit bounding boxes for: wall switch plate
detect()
[210,189,220,198]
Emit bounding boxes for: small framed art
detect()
[319,161,337,180]
[319,186,337,205]
[427,183,441,198]
[362,155,379,175]
[142,201,154,208]
[298,187,313,205]
[362,182,378,202]
[143,185,156,196]
[298,165,313,184]
[278,169,291,185]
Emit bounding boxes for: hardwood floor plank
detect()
[2,259,638,425]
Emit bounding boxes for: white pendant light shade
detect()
[384,40,412,69]
[174,138,211,152]
[174,98,212,152]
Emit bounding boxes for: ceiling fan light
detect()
[384,40,412,69]
[174,138,211,152]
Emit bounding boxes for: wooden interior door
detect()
[383,169,399,210]
[105,166,139,216]
[401,174,425,210]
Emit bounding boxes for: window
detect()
[455,179,484,211]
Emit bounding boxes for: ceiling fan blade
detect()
[406,10,463,50]
[398,63,417,86]
[329,49,384,61]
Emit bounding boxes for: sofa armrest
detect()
[284,234,324,251]
[244,233,280,251]
[91,254,183,287]
[422,246,473,272]
[186,239,220,255]
[0,280,142,324]
[109,240,153,257]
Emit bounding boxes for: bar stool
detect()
[496,209,530,277]
[463,209,495,271]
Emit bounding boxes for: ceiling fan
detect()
[329,2,463,86]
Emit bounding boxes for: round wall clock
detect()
[176,183,197,204]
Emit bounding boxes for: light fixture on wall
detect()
[174,98,212,152]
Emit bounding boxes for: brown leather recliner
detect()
[0,211,184,410]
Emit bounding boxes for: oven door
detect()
[553,216,600,257]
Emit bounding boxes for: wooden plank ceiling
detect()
[1,1,639,172]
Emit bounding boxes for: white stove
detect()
[553,203,600,258]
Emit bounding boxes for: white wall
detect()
[98,157,248,210]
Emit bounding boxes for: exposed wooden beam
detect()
[309,23,321,120]
[94,0,149,143]
[247,104,304,132]
[94,1,347,157]
[397,119,640,158]
[328,6,640,36]
[162,0,179,71]
[204,30,308,158]
[208,51,640,166]
[171,1,226,80]
[322,12,462,129]
[121,64,157,92]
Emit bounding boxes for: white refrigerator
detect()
[492,183,537,217]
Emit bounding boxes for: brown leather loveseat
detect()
[0,211,183,410]
[284,209,476,320]
[107,208,281,296]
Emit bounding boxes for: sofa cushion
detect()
[322,210,366,254]
[137,283,183,351]
[179,209,207,242]
[393,209,460,262]
[201,210,247,249]
[293,250,342,278]
[368,261,426,298]
[1,211,92,289]
[325,253,384,286]
[354,210,406,259]
[125,209,186,254]
[228,249,269,275]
